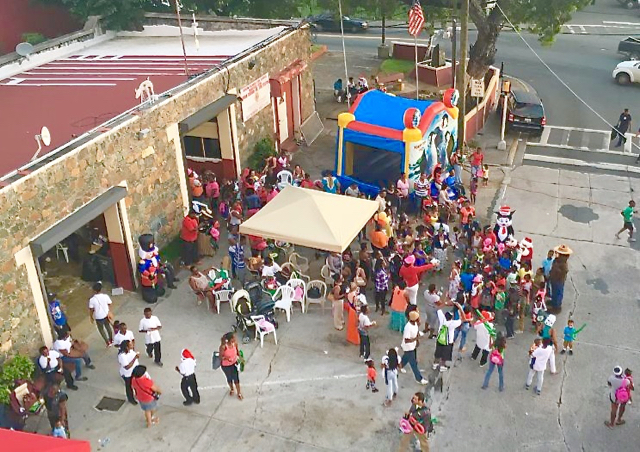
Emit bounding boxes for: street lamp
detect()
[497,79,511,151]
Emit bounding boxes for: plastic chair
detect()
[289,252,309,274]
[286,278,307,313]
[272,285,295,322]
[321,265,334,286]
[250,315,277,348]
[55,243,69,263]
[213,289,233,314]
[305,280,327,314]
[276,170,293,191]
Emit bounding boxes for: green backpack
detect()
[437,324,449,346]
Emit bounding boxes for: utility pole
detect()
[457,0,469,148]
[451,0,457,89]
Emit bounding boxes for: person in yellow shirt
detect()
[518,261,533,281]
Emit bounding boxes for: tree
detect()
[39,0,150,31]
[467,0,593,78]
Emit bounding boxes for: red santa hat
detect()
[521,237,533,247]
[181,349,195,360]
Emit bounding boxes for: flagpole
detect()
[414,35,419,100]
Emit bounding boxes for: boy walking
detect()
[139,308,163,367]
[561,319,576,355]
[88,282,113,346]
[615,200,636,242]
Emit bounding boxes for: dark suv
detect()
[497,78,546,135]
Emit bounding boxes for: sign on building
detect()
[240,74,271,122]
[470,78,485,98]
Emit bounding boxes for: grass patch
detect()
[379,58,415,75]
[311,44,323,53]
[159,236,182,265]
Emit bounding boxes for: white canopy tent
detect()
[239,185,378,253]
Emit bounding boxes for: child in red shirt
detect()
[365,359,378,393]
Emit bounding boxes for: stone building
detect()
[0,16,316,359]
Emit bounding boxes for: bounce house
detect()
[335,89,459,196]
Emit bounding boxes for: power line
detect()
[495,3,639,154]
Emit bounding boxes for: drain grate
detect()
[95,396,126,412]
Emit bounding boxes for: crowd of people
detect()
[23,141,633,449]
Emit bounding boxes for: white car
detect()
[613,60,640,85]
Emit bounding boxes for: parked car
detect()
[308,13,369,33]
[497,77,545,135]
[616,0,639,8]
[613,60,640,85]
[617,36,640,60]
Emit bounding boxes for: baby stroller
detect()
[246,281,277,321]
[231,285,278,344]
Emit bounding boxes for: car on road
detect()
[307,13,369,33]
[612,60,640,85]
[616,0,639,8]
[617,36,640,60]
[497,77,546,135]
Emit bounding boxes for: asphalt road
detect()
[316,0,640,132]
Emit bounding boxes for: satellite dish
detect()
[15,42,34,58]
[32,126,52,161]
[40,126,51,146]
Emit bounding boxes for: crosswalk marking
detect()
[528,125,637,154]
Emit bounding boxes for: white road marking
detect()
[567,26,576,34]
[524,154,640,172]
[199,372,367,390]
[603,21,640,26]
[578,25,587,34]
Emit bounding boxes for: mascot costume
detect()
[516,237,534,267]
[138,234,178,303]
[494,206,515,245]
[548,244,572,313]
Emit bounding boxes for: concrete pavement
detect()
[432,165,640,451]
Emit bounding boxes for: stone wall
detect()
[0,27,313,360]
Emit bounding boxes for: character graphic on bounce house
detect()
[334,88,459,197]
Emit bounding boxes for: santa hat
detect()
[473,274,483,283]
[181,349,195,360]
[404,255,416,265]
[498,205,512,216]
[480,310,495,322]
[520,237,533,247]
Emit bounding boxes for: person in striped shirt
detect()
[413,173,430,213]
[374,259,390,315]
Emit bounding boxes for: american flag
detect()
[408,0,425,37]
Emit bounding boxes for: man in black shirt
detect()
[615,109,632,147]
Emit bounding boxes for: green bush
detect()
[21,33,47,45]
[247,138,276,171]
[0,354,35,405]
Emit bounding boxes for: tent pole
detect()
[338,0,350,108]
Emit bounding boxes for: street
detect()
[316,1,640,132]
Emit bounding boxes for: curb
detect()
[310,45,328,62]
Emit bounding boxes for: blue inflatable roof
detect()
[351,90,435,132]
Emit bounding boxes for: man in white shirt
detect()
[261,257,282,278]
[423,284,443,337]
[38,346,77,390]
[433,302,465,372]
[399,310,428,385]
[175,349,200,406]
[113,322,135,348]
[53,332,94,381]
[471,311,495,367]
[88,282,113,346]
[525,338,557,395]
[139,307,163,367]
[117,339,140,405]
[374,189,388,213]
[357,305,377,360]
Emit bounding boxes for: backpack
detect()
[489,349,504,366]
[436,324,449,346]
[211,351,221,370]
[615,378,631,404]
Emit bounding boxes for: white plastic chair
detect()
[305,280,327,314]
[276,170,293,191]
[320,265,334,286]
[286,278,307,313]
[213,289,233,314]
[55,243,69,263]
[250,315,277,348]
[289,252,309,274]
[272,285,295,322]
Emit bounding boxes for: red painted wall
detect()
[0,0,81,54]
